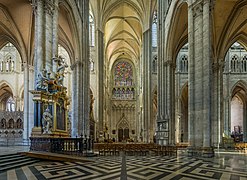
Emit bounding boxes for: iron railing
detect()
[30,136,94,156]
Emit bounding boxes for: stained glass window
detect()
[114,61,133,86]
[113,61,135,100]
[152,10,157,47]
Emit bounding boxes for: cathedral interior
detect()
[0,0,246,179]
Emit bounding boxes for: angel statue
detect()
[53,56,68,86]
[42,108,53,134]
[35,69,49,91]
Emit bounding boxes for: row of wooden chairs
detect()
[94,143,177,156]
[152,145,177,156]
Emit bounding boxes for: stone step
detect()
[0,154,26,162]
[0,154,41,173]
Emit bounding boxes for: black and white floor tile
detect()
[0,153,246,180]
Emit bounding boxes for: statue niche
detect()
[42,108,53,134]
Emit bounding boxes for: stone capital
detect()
[212,61,225,72]
[212,62,219,72]
[164,60,175,69]
[209,0,216,12]
[44,0,55,16]
[23,63,34,71]
[71,60,83,70]
[191,1,203,18]
[30,0,42,15]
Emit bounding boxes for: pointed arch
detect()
[231,80,247,97]
[0,5,28,64]
[166,1,188,63]
[58,0,81,64]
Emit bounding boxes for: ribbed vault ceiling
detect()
[105,2,142,64]
[90,0,156,66]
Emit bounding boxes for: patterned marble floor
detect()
[0,152,246,180]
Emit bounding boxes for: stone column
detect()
[142,29,152,143]
[32,0,45,80]
[188,0,214,157]
[14,96,21,111]
[71,0,90,138]
[224,55,231,137]
[44,0,54,72]
[165,60,175,145]
[157,0,169,145]
[211,62,219,147]
[244,106,247,142]
[82,0,90,137]
[188,2,195,148]
[96,29,104,139]
[23,65,34,145]
[202,0,212,151]
[175,70,181,143]
[71,61,84,137]
[52,0,59,72]
[211,61,224,147]
[218,61,224,145]
[30,0,45,135]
